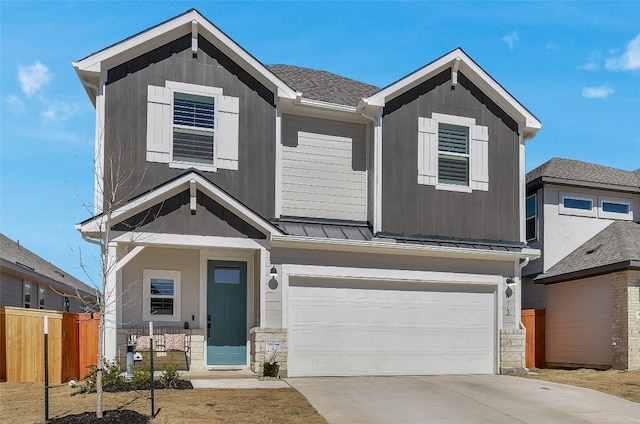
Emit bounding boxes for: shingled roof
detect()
[0,233,95,295]
[527,158,640,192]
[267,64,379,107]
[535,221,640,284]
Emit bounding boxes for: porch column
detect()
[103,242,118,361]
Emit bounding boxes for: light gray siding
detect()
[281,114,367,221]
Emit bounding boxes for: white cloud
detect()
[18,61,52,97]
[582,84,614,99]
[502,31,519,50]
[578,62,599,71]
[42,100,77,123]
[5,95,26,115]
[605,33,640,71]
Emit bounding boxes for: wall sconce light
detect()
[505,278,515,298]
[269,267,278,278]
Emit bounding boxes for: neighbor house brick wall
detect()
[250,327,287,377]
[500,329,526,375]
[612,270,640,370]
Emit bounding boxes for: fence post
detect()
[149,321,155,418]
[44,315,49,423]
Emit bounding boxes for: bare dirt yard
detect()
[522,368,640,403]
[0,381,328,424]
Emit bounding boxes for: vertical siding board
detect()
[382,70,519,242]
[104,34,276,221]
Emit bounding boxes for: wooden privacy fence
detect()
[0,307,99,384]
[522,309,545,369]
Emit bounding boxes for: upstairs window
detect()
[559,192,596,217]
[23,282,31,308]
[173,93,215,165]
[526,194,537,241]
[146,81,239,172]
[438,124,469,186]
[418,113,489,192]
[38,287,45,309]
[599,196,633,220]
[143,269,181,322]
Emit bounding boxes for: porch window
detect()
[143,269,181,321]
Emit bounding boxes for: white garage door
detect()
[288,279,496,377]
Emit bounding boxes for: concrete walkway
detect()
[180,368,290,388]
[288,375,640,424]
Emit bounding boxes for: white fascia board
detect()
[365,49,541,136]
[74,10,296,102]
[271,235,541,261]
[112,232,267,250]
[77,172,283,238]
[284,264,502,286]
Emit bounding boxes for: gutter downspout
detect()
[519,256,531,372]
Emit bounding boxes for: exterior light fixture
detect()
[505,278,515,298]
[269,267,278,278]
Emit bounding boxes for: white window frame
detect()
[168,82,222,172]
[146,81,239,172]
[526,194,537,241]
[417,112,489,193]
[38,287,45,310]
[143,269,181,322]
[23,281,32,308]
[558,192,597,217]
[598,195,633,220]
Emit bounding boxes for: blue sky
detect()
[1,1,639,288]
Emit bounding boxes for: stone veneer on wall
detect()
[612,270,640,370]
[250,327,288,377]
[500,329,526,375]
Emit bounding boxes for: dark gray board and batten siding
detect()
[381,70,521,242]
[103,34,277,230]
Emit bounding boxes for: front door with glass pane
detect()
[207,261,247,365]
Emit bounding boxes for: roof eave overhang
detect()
[76,171,283,240]
[535,260,640,285]
[73,9,296,104]
[527,176,640,194]
[363,48,541,138]
[0,259,95,298]
[271,235,541,261]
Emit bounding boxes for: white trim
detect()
[271,234,540,261]
[115,245,146,272]
[374,110,383,233]
[365,49,541,138]
[104,243,118,360]
[598,195,633,220]
[77,172,283,239]
[73,10,296,102]
[558,192,597,218]
[142,269,181,322]
[94,75,106,215]
[274,98,283,218]
[112,232,268,250]
[519,129,526,243]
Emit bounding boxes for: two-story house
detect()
[74,9,541,377]
[523,158,640,370]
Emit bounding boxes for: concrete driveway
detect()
[288,375,640,424]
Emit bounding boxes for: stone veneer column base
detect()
[250,327,288,377]
[500,329,526,375]
[612,270,640,370]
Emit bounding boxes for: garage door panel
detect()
[288,279,496,376]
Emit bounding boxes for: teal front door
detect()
[207,260,247,365]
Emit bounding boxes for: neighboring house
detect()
[73,9,541,377]
[523,158,640,370]
[0,234,97,312]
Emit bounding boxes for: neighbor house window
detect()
[38,287,45,309]
[146,81,239,172]
[526,194,537,241]
[559,192,596,217]
[172,92,215,165]
[143,269,181,321]
[563,197,592,210]
[599,196,632,220]
[23,282,31,308]
[438,123,469,186]
[417,113,489,192]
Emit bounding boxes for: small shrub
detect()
[263,361,279,378]
[76,359,124,393]
[131,361,153,390]
[160,356,180,388]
